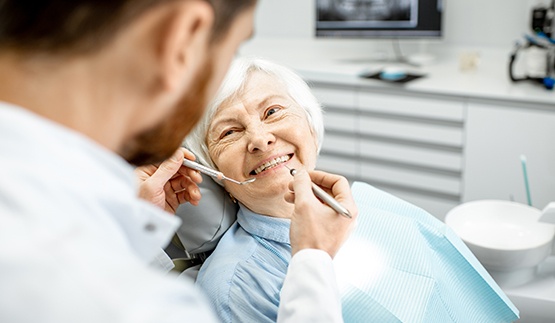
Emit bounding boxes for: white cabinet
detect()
[356,90,465,220]
[312,83,465,220]
[462,101,555,209]
[310,81,555,220]
[312,86,359,179]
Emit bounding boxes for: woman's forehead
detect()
[213,74,291,116]
[240,71,287,101]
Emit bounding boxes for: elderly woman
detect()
[184,57,335,322]
[182,57,518,323]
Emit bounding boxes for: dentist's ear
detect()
[155,0,214,93]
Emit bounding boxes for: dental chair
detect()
[165,173,238,280]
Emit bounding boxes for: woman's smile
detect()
[250,153,293,176]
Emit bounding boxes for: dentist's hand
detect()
[285,170,358,258]
[135,147,203,214]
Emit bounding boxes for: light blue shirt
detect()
[196,204,291,323]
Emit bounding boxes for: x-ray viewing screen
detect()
[316,0,443,38]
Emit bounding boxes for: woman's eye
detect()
[266,107,280,118]
[221,129,234,138]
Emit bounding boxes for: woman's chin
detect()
[235,179,291,207]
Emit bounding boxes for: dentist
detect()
[0,1,357,322]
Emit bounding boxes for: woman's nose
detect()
[246,126,276,153]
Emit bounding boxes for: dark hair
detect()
[0,0,255,54]
[209,0,256,42]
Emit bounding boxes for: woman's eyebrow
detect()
[256,94,289,109]
[210,94,291,131]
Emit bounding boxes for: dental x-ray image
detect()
[317,0,418,28]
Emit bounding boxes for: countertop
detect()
[504,256,555,322]
[239,38,555,108]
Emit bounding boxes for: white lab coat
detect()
[280,250,343,322]
[0,102,342,323]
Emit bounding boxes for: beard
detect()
[120,60,213,166]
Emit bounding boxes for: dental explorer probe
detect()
[285,166,352,219]
[183,159,256,185]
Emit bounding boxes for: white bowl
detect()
[445,200,555,287]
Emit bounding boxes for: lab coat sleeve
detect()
[277,249,343,323]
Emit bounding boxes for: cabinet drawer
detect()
[359,140,462,172]
[358,117,464,147]
[321,132,357,156]
[311,87,356,108]
[317,154,357,179]
[358,92,465,122]
[323,109,356,133]
[360,163,461,197]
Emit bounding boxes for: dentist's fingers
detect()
[136,147,202,213]
[284,171,356,212]
[164,181,200,212]
[286,169,358,258]
[176,149,203,184]
[169,175,201,204]
[307,170,357,213]
[147,148,190,189]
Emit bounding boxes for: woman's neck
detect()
[240,196,294,219]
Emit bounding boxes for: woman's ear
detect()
[311,130,320,153]
[155,1,214,92]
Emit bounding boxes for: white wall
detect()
[251,0,536,49]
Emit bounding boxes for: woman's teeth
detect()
[253,155,291,175]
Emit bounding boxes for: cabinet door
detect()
[463,102,555,209]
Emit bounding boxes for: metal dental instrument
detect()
[183,159,256,185]
[285,165,352,218]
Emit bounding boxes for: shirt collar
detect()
[237,203,291,245]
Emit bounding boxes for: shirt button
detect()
[144,223,157,232]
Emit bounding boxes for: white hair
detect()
[184,56,324,170]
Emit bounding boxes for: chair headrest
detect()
[173,173,238,254]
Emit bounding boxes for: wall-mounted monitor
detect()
[316,0,443,39]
